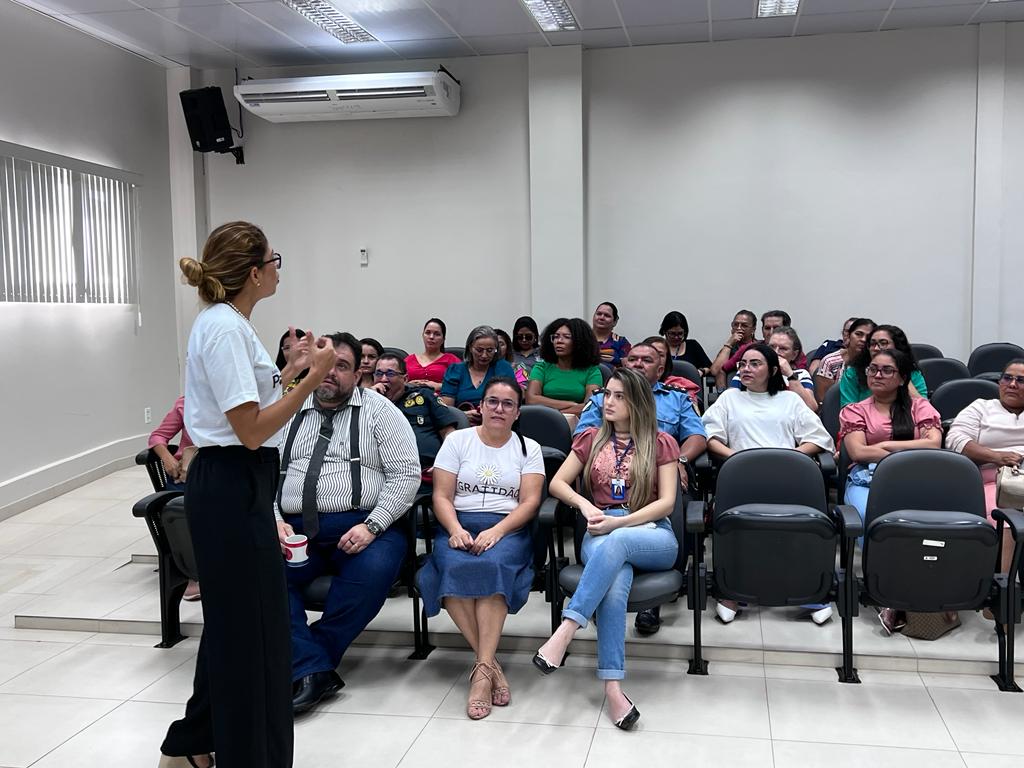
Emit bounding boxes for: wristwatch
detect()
[677,456,689,466]
[364,519,384,537]
[787,373,800,381]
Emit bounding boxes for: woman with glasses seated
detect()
[592,302,631,367]
[511,316,541,380]
[406,318,460,393]
[533,368,678,731]
[418,378,545,721]
[660,311,711,375]
[702,343,835,624]
[526,317,603,429]
[440,326,516,426]
[947,359,1024,575]
[839,324,927,407]
[729,327,817,412]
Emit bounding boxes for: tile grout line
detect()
[24,698,132,767]
[919,672,968,761]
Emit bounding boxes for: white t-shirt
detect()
[184,303,283,447]
[702,388,834,453]
[433,427,545,515]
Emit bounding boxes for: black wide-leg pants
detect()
[161,445,293,768]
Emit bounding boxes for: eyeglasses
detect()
[867,364,897,378]
[373,370,403,380]
[482,397,517,412]
[664,330,685,338]
[869,339,892,349]
[261,252,282,269]
[550,334,573,342]
[515,333,535,341]
[472,347,497,356]
[736,359,765,369]
[1000,374,1024,387]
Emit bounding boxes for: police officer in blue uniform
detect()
[575,341,707,635]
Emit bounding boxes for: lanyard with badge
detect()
[610,434,633,503]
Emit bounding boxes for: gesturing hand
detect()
[308,333,336,381]
[470,527,504,555]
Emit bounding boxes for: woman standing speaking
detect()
[159,222,334,768]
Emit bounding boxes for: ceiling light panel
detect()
[522,0,579,32]
[280,0,376,43]
[757,0,800,17]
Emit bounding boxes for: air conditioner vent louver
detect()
[242,91,331,105]
[333,86,430,100]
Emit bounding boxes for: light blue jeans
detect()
[563,509,678,680]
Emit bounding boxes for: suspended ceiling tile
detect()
[386,37,476,58]
[713,15,796,40]
[154,4,300,55]
[882,4,978,28]
[615,0,707,25]
[462,31,547,54]
[626,21,708,45]
[229,2,342,47]
[567,0,625,29]
[133,0,231,9]
[66,8,246,57]
[795,9,886,34]
[21,0,137,14]
[893,0,983,7]
[974,0,1024,23]
[308,41,403,61]
[800,0,892,12]
[545,26,629,47]
[712,0,760,20]
[325,1,457,41]
[166,49,252,67]
[420,0,539,37]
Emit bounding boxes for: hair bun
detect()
[180,256,226,302]
[179,257,205,287]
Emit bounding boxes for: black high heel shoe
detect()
[532,651,558,675]
[613,696,640,731]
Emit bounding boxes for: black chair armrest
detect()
[540,447,567,463]
[941,418,954,433]
[832,504,863,539]
[817,451,837,477]
[685,500,706,533]
[538,496,561,528]
[135,448,152,465]
[132,490,184,518]
[993,508,1024,540]
[693,452,711,472]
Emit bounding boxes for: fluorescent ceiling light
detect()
[522,0,579,32]
[280,0,376,43]
[757,0,800,17]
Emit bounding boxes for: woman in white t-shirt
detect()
[701,343,834,626]
[417,377,545,721]
[159,222,335,768]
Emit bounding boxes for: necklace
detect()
[224,301,255,332]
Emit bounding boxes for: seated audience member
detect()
[807,317,856,376]
[406,318,460,392]
[730,326,817,412]
[357,337,383,389]
[577,341,707,635]
[720,311,802,380]
[709,310,757,389]
[275,333,420,713]
[814,318,874,403]
[373,353,458,477]
[276,326,309,393]
[592,301,631,366]
[417,378,545,720]
[511,316,542,377]
[660,311,712,373]
[441,326,516,426]
[534,369,679,730]
[642,336,701,408]
[527,318,603,429]
[148,395,200,602]
[839,324,927,407]
[946,359,1024,575]
[702,343,834,624]
[496,328,527,388]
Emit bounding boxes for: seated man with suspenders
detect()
[275,332,420,713]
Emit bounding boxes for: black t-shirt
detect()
[397,385,459,464]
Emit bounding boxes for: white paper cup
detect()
[283,534,309,566]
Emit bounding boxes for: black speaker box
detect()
[180,87,233,153]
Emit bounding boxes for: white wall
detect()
[1000,23,1024,344]
[0,0,176,511]
[198,54,531,354]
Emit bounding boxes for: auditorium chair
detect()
[968,343,1024,381]
[382,346,408,360]
[929,379,1000,434]
[917,358,969,397]
[910,343,944,361]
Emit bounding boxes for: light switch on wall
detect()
[360,248,368,267]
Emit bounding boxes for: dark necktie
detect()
[300,410,335,538]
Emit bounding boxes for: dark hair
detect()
[494,328,514,362]
[512,316,540,350]
[659,311,689,338]
[853,324,917,387]
[326,332,362,368]
[1004,359,1024,373]
[377,352,407,374]
[736,309,757,327]
[762,309,791,327]
[423,318,447,342]
[595,301,619,321]
[482,376,527,455]
[359,337,383,357]
[742,343,787,395]
[872,350,916,441]
[276,327,307,371]
[638,336,670,382]
[539,317,601,369]
[767,326,803,360]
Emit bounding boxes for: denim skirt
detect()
[417,511,533,618]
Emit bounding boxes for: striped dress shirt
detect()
[275,387,421,531]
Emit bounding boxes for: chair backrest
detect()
[929,379,999,422]
[598,363,612,385]
[864,449,986,526]
[917,357,969,396]
[968,342,1024,376]
[910,343,944,361]
[714,448,828,513]
[444,346,464,360]
[136,445,178,492]
[517,405,572,455]
[162,497,200,580]
[382,346,408,361]
[819,384,842,444]
[671,359,701,383]
[446,405,470,429]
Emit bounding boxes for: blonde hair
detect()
[583,367,660,509]
[179,221,269,304]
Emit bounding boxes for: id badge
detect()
[610,478,626,501]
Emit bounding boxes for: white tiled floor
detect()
[1,468,1024,766]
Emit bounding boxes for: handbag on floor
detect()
[901,611,961,640]
[996,463,1024,509]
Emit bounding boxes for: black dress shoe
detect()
[634,607,662,636]
[292,670,344,714]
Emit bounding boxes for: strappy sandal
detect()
[158,755,214,768]
[467,662,493,720]
[487,660,510,707]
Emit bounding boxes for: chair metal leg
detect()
[687,559,708,676]
[156,554,188,649]
[835,566,860,684]
[409,596,434,660]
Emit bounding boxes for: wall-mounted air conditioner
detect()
[233,70,460,123]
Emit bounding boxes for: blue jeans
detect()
[563,509,677,680]
[283,511,407,681]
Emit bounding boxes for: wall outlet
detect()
[144,407,152,424]
[360,248,368,267]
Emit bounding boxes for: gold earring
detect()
[257,280,262,287]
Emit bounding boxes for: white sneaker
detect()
[715,602,737,623]
[811,605,833,625]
